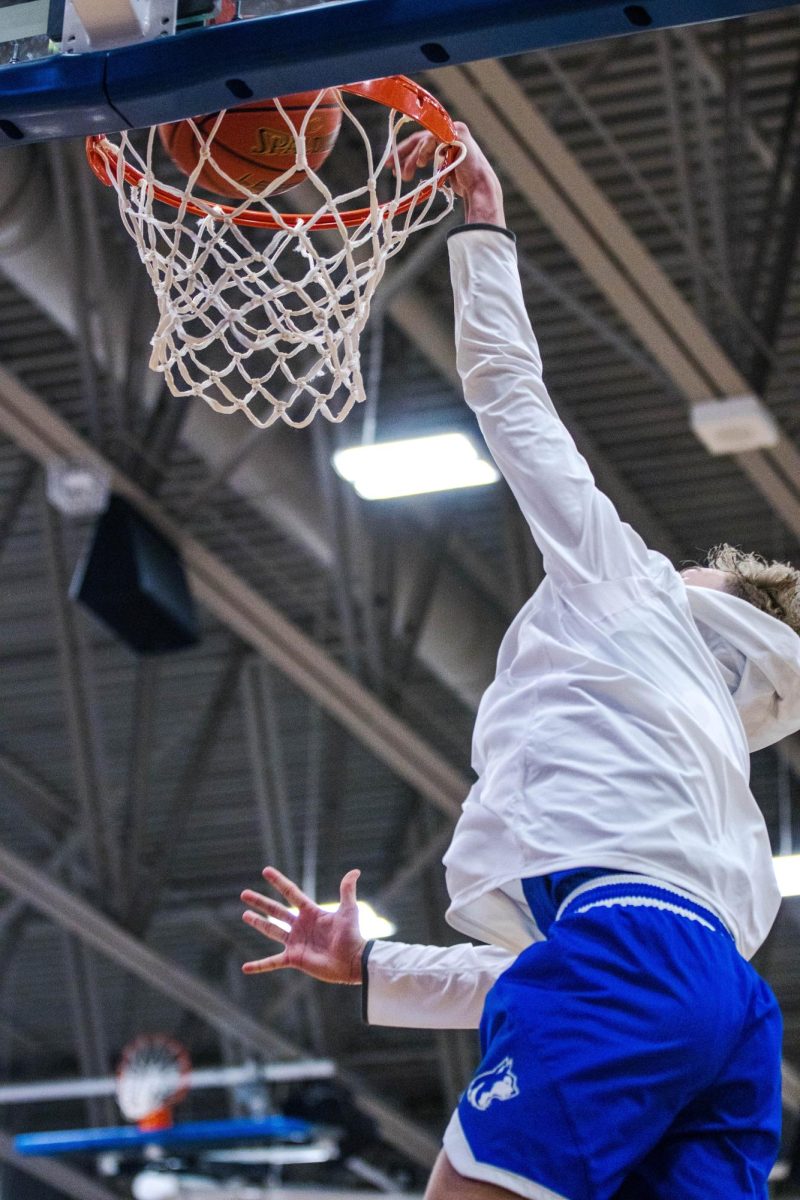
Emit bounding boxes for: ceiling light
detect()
[332,433,499,500]
[690,395,779,455]
[45,458,111,517]
[204,1137,339,1165]
[288,901,396,939]
[773,854,800,898]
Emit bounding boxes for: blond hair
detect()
[705,545,800,636]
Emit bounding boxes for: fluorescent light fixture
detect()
[773,854,800,897]
[287,900,396,940]
[332,433,499,500]
[691,395,779,455]
[205,1137,339,1165]
[323,900,396,939]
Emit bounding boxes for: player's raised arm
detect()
[399,125,651,589]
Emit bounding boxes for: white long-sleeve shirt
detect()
[365,225,794,1029]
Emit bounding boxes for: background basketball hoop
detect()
[86,76,465,429]
[116,1034,192,1130]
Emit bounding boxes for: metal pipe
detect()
[0,1059,336,1106]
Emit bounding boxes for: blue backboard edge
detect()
[0,0,797,146]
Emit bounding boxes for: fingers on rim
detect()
[262,867,312,910]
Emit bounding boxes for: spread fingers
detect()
[242,910,291,942]
[242,952,289,975]
[240,889,295,925]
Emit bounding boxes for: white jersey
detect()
[364,225,800,1031]
[441,226,779,963]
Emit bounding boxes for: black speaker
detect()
[71,494,199,654]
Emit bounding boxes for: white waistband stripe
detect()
[572,895,717,931]
[555,874,726,925]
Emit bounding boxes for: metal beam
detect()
[751,157,800,395]
[45,143,104,445]
[0,743,72,836]
[39,489,120,901]
[0,838,441,1169]
[0,1059,335,1106]
[540,45,764,351]
[132,644,247,932]
[434,60,800,543]
[0,360,469,820]
[0,832,82,943]
[0,459,34,567]
[673,26,775,175]
[656,32,710,322]
[121,657,158,910]
[60,934,115,1128]
[240,659,300,883]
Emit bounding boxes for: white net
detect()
[90,84,463,428]
[116,1035,191,1122]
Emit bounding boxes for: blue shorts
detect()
[443,875,782,1200]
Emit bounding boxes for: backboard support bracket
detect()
[62,0,175,53]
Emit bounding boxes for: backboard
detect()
[0,0,798,146]
[14,1114,319,1155]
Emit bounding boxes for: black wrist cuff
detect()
[447,223,515,242]
[360,940,375,1024]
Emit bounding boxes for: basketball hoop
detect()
[116,1035,192,1131]
[86,77,465,428]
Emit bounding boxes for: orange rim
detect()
[85,75,461,230]
[137,1106,175,1132]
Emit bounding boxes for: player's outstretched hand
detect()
[241,866,365,985]
[393,120,505,225]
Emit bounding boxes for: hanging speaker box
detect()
[71,494,199,654]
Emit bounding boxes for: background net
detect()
[116,1035,191,1123]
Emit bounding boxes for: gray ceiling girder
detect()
[0,139,690,713]
[133,645,248,934]
[0,1129,119,1200]
[673,27,776,174]
[656,33,712,323]
[46,144,104,445]
[240,659,301,883]
[0,361,470,821]
[60,934,116,1128]
[0,459,34,567]
[538,44,761,346]
[0,743,73,835]
[39,492,121,903]
[435,60,800,542]
[0,838,442,1169]
[121,658,159,911]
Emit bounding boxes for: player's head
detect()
[683,546,800,751]
[702,545,800,636]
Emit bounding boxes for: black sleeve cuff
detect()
[360,939,375,1023]
[447,223,515,243]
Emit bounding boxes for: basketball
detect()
[158,89,343,199]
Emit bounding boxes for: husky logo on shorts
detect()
[466,1056,520,1111]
